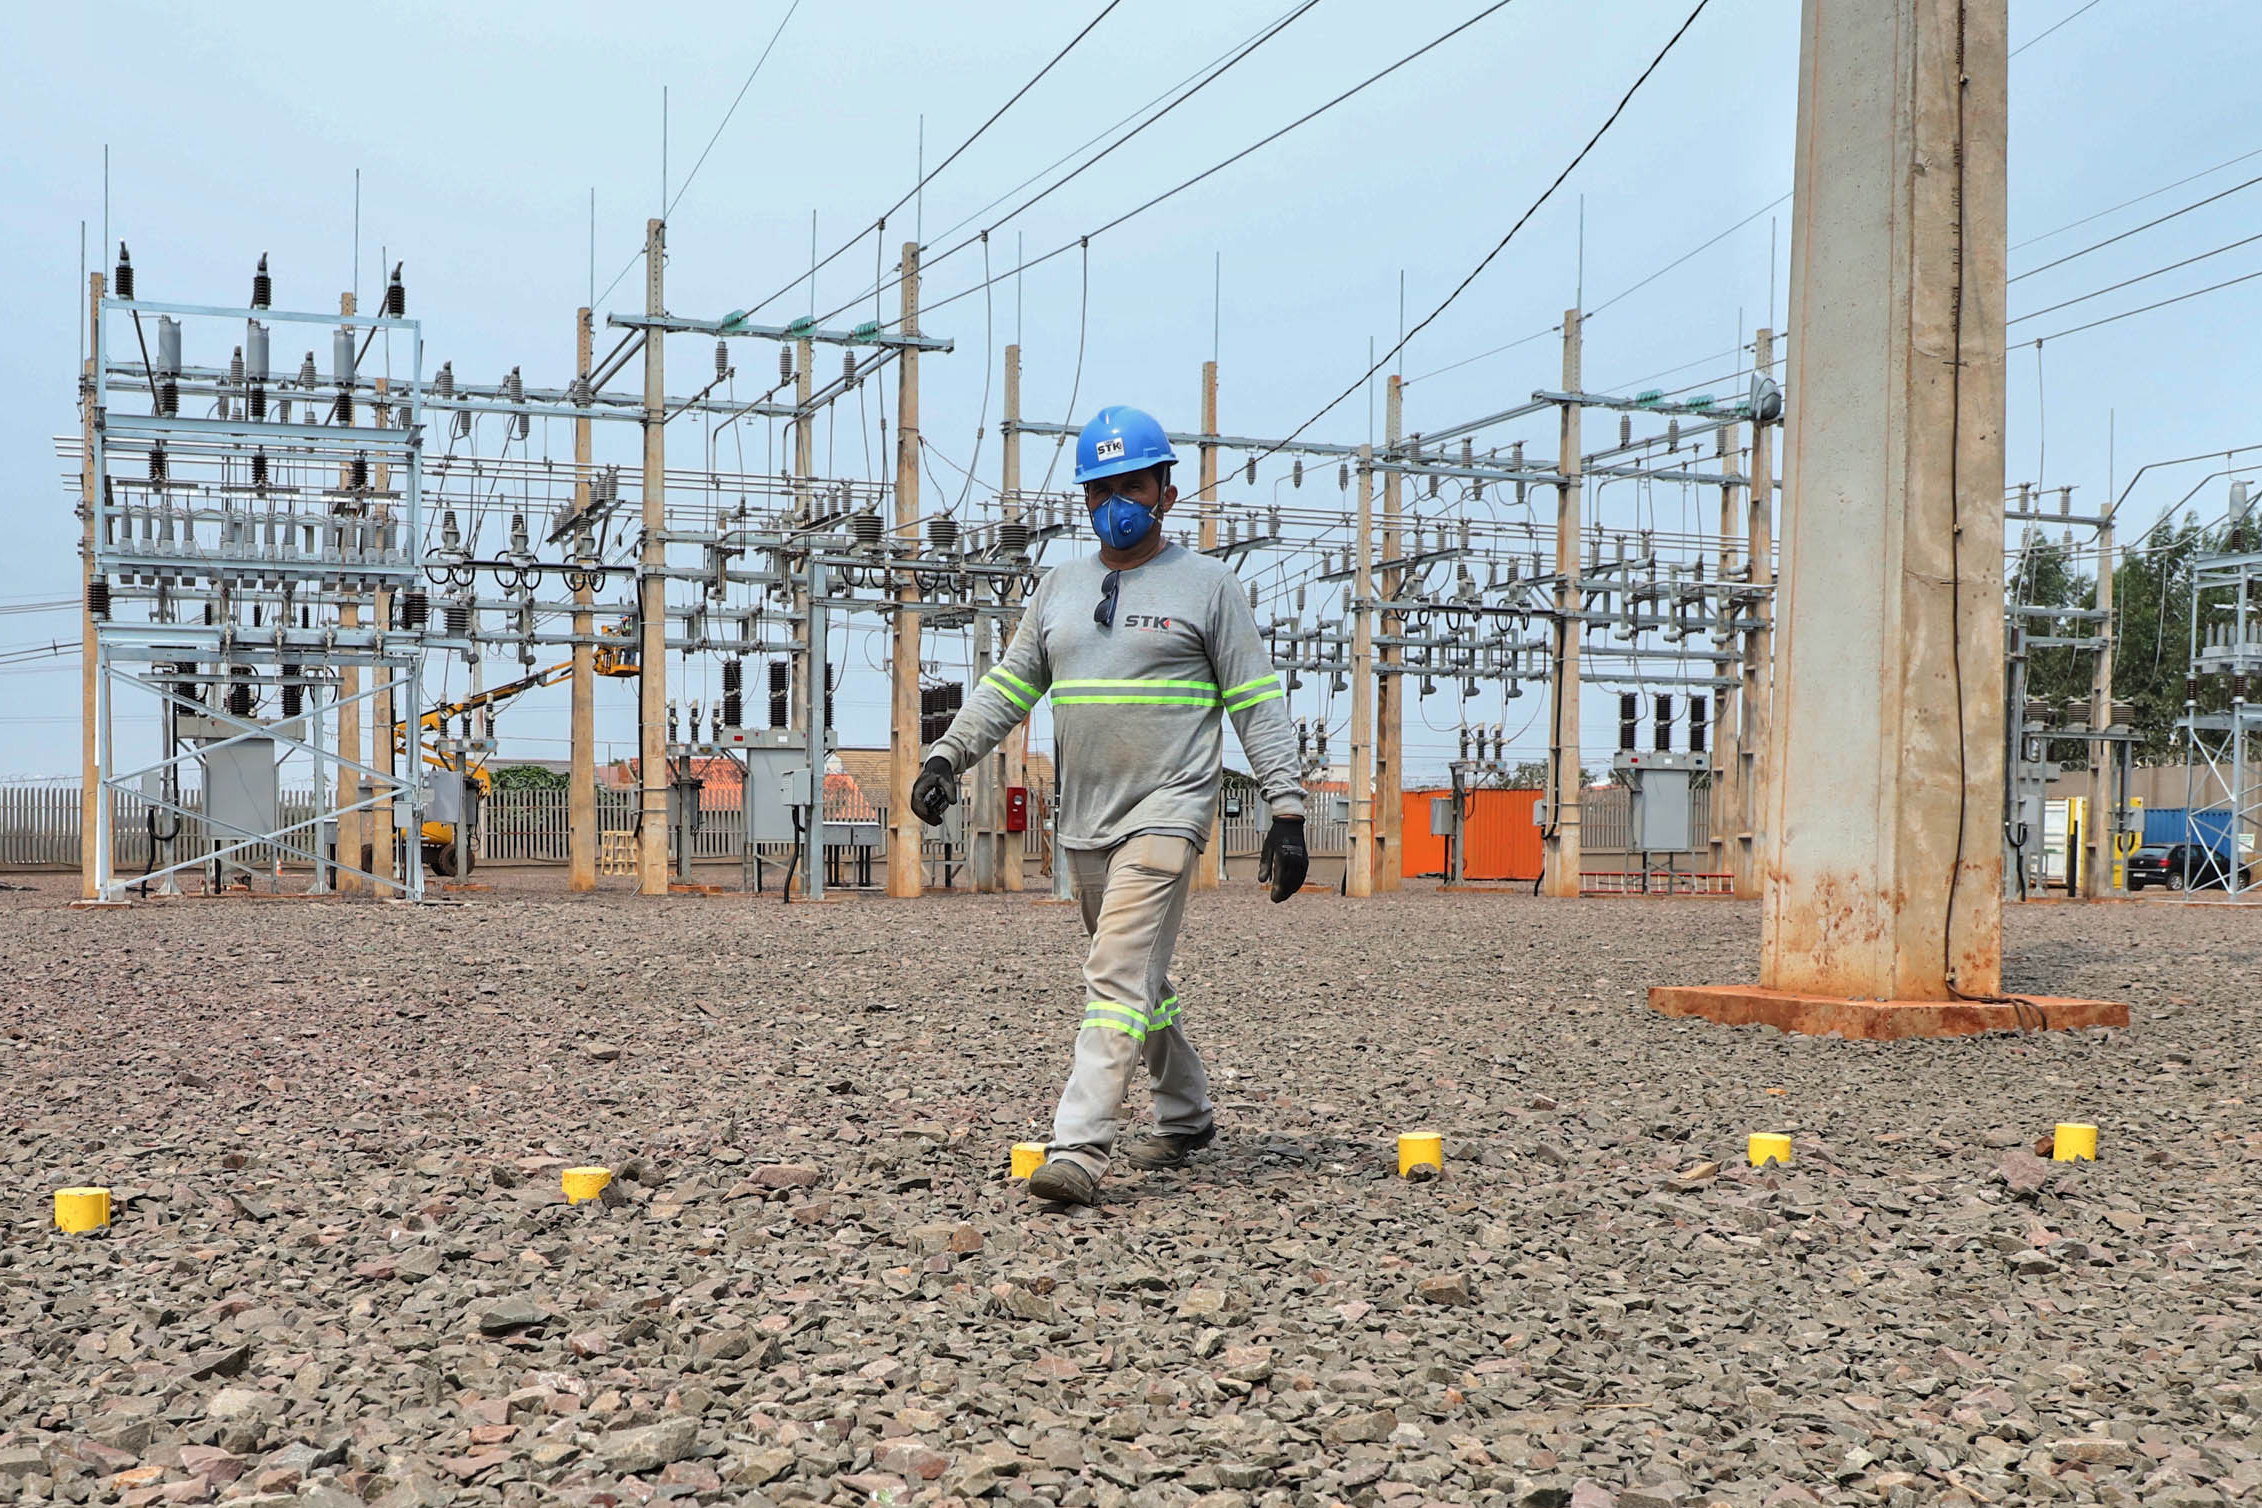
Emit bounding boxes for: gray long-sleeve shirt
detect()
[929,541,1305,851]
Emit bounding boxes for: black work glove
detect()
[1257,815,1308,903]
[909,756,957,827]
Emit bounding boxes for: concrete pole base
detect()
[1648,984,2126,1039]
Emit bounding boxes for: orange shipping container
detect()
[1401,788,1543,881]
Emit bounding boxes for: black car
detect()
[2126,843,2255,891]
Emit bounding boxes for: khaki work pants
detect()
[1049,832,1214,1175]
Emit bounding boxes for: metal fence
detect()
[4,778,1355,872]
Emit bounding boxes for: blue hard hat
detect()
[1074,405,1177,485]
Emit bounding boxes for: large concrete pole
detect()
[1541,311,1584,897]
[569,308,597,893]
[637,219,669,897]
[888,243,924,899]
[1377,376,1404,892]
[1760,0,2008,998]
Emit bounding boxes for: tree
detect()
[491,764,568,792]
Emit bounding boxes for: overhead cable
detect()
[907,0,1522,330]
[2010,230,2262,325]
[1262,0,1714,457]
[743,0,1126,320]
[2010,173,2262,283]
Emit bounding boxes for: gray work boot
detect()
[1121,1124,1216,1171]
[1026,1159,1099,1206]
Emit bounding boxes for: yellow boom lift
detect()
[393,628,637,876]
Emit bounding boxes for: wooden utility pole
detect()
[636,219,669,897]
[2085,516,2116,897]
[1541,310,1584,898]
[1194,359,1222,890]
[569,307,597,892]
[79,272,103,899]
[792,334,815,732]
[888,243,924,899]
[1347,446,1376,897]
[1377,375,1405,892]
[1709,423,1741,877]
[1000,342,1026,893]
[371,376,396,890]
[335,292,364,893]
[1737,328,1777,901]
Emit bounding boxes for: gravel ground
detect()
[2,873,2258,1508]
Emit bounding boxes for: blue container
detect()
[2141,806,2235,854]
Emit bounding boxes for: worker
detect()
[911,405,1309,1206]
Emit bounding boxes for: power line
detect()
[1264,0,1714,456]
[592,3,803,312]
[813,0,1328,332]
[1586,192,1790,321]
[744,0,1125,320]
[2010,230,2262,326]
[922,5,1313,261]
[2013,144,2262,252]
[908,0,1524,331]
[2010,173,2262,284]
[2022,264,2262,346]
[2010,0,2107,58]
[665,1,803,223]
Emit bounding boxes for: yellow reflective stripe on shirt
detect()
[1053,693,1220,706]
[1223,675,1278,700]
[1053,678,1218,691]
[1224,683,1285,712]
[982,669,1037,711]
[1051,677,1222,707]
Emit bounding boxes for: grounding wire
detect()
[666,1,803,224]
[1039,241,1092,492]
[742,0,1123,321]
[1261,0,1713,458]
[849,0,1517,334]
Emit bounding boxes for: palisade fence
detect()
[2,779,1367,872]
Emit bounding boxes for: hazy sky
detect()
[5,0,2258,783]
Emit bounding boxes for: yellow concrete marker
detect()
[1748,1133,1793,1167]
[1397,1130,1444,1178]
[561,1167,613,1204]
[1009,1143,1047,1180]
[54,1187,111,1233]
[2051,1123,2098,1162]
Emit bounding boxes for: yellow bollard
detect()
[1748,1133,1793,1168]
[1397,1130,1444,1178]
[561,1167,613,1204]
[54,1187,111,1233]
[2051,1123,2098,1162]
[1009,1143,1047,1180]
